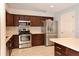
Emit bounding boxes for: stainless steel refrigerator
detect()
[42,19,57,46]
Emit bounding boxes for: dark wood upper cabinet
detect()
[13,15,31,26]
[13,15,19,26]
[30,16,43,26]
[25,16,31,20]
[6,12,53,26]
[41,17,53,20]
[13,15,26,26]
[13,15,23,26]
[46,17,53,20]
[6,12,14,26]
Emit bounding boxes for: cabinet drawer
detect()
[55,43,66,54]
[66,48,79,56]
[55,43,79,56]
[13,35,19,48]
[55,51,66,56]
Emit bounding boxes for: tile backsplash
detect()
[6,26,43,35]
[6,26,19,35]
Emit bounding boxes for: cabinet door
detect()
[66,48,79,56]
[14,15,19,26]
[6,12,14,26]
[25,16,31,21]
[6,36,14,56]
[13,35,19,48]
[58,11,75,38]
[32,34,44,46]
[41,17,53,20]
[55,43,66,56]
[30,16,42,26]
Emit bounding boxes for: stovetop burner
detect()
[19,31,31,35]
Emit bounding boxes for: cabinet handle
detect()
[9,43,12,47]
[56,51,62,55]
[56,46,61,49]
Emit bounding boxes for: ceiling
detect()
[7,3,78,13]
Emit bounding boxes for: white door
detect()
[58,11,75,38]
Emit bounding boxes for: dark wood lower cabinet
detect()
[13,35,19,48]
[32,34,44,46]
[6,35,19,56]
[55,43,79,56]
[55,51,66,56]
[6,42,12,56]
[66,48,79,56]
[6,34,45,55]
[6,36,14,56]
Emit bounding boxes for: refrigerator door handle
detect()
[48,27,49,31]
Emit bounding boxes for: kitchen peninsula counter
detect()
[50,38,79,54]
[50,38,79,56]
[50,38,79,52]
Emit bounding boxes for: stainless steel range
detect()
[19,20,31,48]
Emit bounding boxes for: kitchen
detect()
[1,3,79,56]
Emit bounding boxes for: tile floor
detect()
[11,46,54,56]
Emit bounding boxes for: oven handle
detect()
[19,35,31,41]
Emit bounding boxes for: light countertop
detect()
[30,31,44,34]
[6,35,13,42]
[50,38,79,52]
[6,33,18,42]
[6,27,18,42]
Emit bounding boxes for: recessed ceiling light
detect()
[50,5,54,8]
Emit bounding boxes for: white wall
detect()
[54,4,79,38]
[75,7,79,38]
[0,3,6,56]
[0,6,1,55]
[59,11,76,38]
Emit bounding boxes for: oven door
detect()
[19,34,30,41]
[19,34,31,44]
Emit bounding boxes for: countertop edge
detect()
[50,38,79,52]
